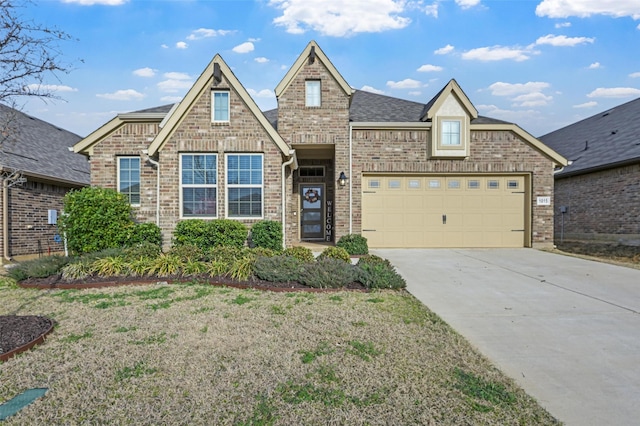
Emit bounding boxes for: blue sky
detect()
[18,0,640,138]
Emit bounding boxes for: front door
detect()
[300,184,324,240]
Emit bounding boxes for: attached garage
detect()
[362,174,530,248]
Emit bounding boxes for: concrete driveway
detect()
[373,248,640,426]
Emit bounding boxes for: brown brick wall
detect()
[278,56,350,245]
[1,180,77,258]
[350,128,556,246]
[554,163,640,245]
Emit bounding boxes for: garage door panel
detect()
[362,175,526,248]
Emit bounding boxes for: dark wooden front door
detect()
[300,184,324,239]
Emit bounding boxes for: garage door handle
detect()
[362,229,376,232]
[511,229,525,232]
[442,214,447,224]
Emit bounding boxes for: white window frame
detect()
[305,80,321,107]
[180,153,218,219]
[212,90,230,123]
[226,153,264,219]
[117,156,141,206]
[441,120,461,146]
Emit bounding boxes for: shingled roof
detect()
[539,97,640,177]
[0,103,89,185]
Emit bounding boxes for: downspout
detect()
[281,149,298,249]
[2,178,10,262]
[348,124,353,234]
[142,151,160,226]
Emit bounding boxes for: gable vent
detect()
[213,63,222,85]
[309,46,316,64]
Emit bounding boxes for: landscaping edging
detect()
[0,317,55,363]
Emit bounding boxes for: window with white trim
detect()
[226,154,263,218]
[305,80,321,107]
[441,120,461,146]
[180,154,217,218]
[212,91,229,122]
[118,157,140,206]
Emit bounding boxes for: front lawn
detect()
[0,281,559,425]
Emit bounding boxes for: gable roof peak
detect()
[421,78,478,121]
[275,40,353,99]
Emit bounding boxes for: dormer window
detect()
[305,80,321,107]
[212,90,229,122]
[441,120,461,146]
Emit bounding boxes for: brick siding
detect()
[554,163,640,246]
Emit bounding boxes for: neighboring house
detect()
[540,97,640,247]
[0,103,90,262]
[74,41,566,249]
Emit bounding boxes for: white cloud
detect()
[423,3,438,17]
[161,44,169,49]
[386,78,422,89]
[476,104,541,124]
[638,22,640,29]
[254,57,269,63]
[247,88,274,98]
[408,91,422,96]
[535,34,594,46]
[186,28,233,40]
[269,0,411,37]
[573,101,598,108]
[233,42,255,53]
[555,21,571,28]
[629,71,640,78]
[489,81,551,96]
[417,64,443,72]
[462,45,534,62]
[535,0,640,19]
[456,0,480,9]
[160,96,183,103]
[361,85,385,95]
[133,67,156,78]
[587,87,640,98]
[25,84,77,93]
[434,44,454,55]
[511,92,553,107]
[164,72,191,80]
[62,0,126,5]
[158,73,193,93]
[96,89,144,101]
[176,41,188,49]
[588,62,601,69]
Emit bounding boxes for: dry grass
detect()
[0,281,559,425]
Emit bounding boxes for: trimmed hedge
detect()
[173,219,248,250]
[250,220,283,252]
[337,234,369,255]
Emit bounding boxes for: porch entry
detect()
[300,184,325,240]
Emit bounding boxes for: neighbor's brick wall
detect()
[350,129,556,247]
[1,180,80,258]
[554,163,640,246]
[278,55,351,244]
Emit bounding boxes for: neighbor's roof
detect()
[0,103,89,186]
[539,97,640,177]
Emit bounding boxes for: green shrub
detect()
[250,247,277,258]
[229,252,257,281]
[173,219,208,249]
[92,256,128,277]
[173,219,247,250]
[61,259,93,280]
[318,246,351,263]
[336,234,369,255]
[250,220,283,252]
[7,255,71,281]
[356,255,406,289]
[208,246,244,267]
[254,255,303,282]
[168,244,205,262]
[207,219,248,248]
[148,254,184,277]
[182,259,208,276]
[298,258,359,288]
[58,187,135,255]
[123,242,162,261]
[127,222,162,247]
[283,246,315,263]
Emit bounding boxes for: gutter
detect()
[281,149,298,249]
[348,123,353,234]
[2,178,10,262]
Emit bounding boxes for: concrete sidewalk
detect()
[373,248,640,426]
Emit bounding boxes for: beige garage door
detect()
[362,175,527,248]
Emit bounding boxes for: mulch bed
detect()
[0,315,55,362]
